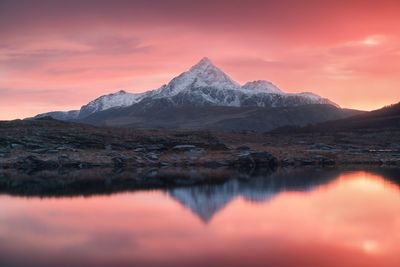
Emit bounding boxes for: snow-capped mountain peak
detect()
[241,80,283,94]
[78,89,146,118]
[188,57,240,89]
[34,57,339,120]
[189,57,214,71]
[155,57,240,98]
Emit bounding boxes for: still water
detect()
[0,169,399,267]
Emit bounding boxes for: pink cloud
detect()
[1,0,400,119]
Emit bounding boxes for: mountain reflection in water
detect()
[167,169,340,222]
[0,168,399,267]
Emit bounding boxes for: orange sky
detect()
[1,0,400,119]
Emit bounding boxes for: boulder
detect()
[313,155,336,165]
[14,156,58,171]
[232,151,277,169]
[145,153,159,161]
[57,154,81,168]
[310,143,336,151]
[146,144,167,151]
[172,145,197,151]
[31,148,50,154]
[250,152,278,167]
[112,156,128,168]
[208,142,229,151]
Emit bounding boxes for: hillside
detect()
[274,102,400,133]
[82,103,362,132]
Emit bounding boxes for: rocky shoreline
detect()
[1,118,400,174]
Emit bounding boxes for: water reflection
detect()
[167,168,340,222]
[0,168,399,267]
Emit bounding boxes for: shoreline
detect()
[1,165,399,198]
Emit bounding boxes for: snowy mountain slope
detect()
[154,57,240,98]
[35,90,151,120]
[34,57,339,121]
[34,110,80,120]
[78,90,149,118]
[241,80,283,94]
[149,57,336,108]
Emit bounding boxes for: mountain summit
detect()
[155,57,240,98]
[35,57,342,130]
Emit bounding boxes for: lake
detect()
[0,168,399,267]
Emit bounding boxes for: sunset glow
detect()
[1,171,399,267]
[1,0,400,119]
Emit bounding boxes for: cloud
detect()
[1,0,400,118]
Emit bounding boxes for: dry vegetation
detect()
[0,118,400,173]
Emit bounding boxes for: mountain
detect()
[34,57,357,130]
[35,90,149,120]
[273,102,400,133]
[78,90,150,118]
[131,57,337,109]
[168,168,340,223]
[34,110,80,121]
[82,104,361,132]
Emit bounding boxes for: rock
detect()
[208,142,229,151]
[47,149,61,154]
[234,153,255,168]
[24,143,46,150]
[78,162,98,169]
[10,143,23,149]
[132,144,167,153]
[112,156,128,168]
[313,155,336,165]
[172,145,197,151]
[105,144,112,151]
[57,154,83,168]
[31,148,49,154]
[14,156,58,171]
[232,151,277,169]
[58,154,69,160]
[0,148,9,158]
[57,154,70,165]
[186,149,205,161]
[145,153,159,161]
[146,144,167,151]
[250,152,278,167]
[236,146,251,151]
[384,160,400,165]
[299,159,316,166]
[281,158,296,166]
[204,160,230,168]
[55,146,74,151]
[134,147,147,153]
[310,143,336,151]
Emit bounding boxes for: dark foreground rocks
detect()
[12,155,98,173]
[1,118,400,174]
[232,151,278,169]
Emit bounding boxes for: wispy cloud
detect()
[1,0,400,118]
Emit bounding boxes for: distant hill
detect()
[273,102,400,133]
[82,104,362,132]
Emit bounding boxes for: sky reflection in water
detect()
[0,170,399,267]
